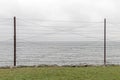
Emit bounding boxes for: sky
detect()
[0,0,120,41]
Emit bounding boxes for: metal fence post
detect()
[104,18,106,66]
[14,16,16,66]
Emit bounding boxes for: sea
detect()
[0,41,120,67]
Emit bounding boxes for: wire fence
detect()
[0,17,120,67]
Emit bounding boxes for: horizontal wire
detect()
[18,18,103,23]
[0,18,119,41]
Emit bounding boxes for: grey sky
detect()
[0,0,120,41]
[0,0,119,20]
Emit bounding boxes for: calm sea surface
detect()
[0,41,120,67]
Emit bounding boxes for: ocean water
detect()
[0,41,120,67]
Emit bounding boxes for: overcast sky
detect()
[0,0,120,41]
[0,0,119,20]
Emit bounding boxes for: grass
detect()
[0,66,120,80]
